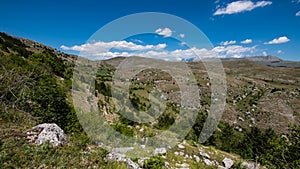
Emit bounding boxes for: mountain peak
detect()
[245,55,282,62]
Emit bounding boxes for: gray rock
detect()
[26,123,67,147]
[107,153,140,169]
[238,117,245,122]
[178,144,185,149]
[223,158,234,169]
[204,159,213,166]
[138,157,149,165]
[154,148,167,155]
[181,163,190,167]
[127,159,140,169]
[176,163,189,168]
[164,161,171,168]
[199,151,210,159]
[193,155,200,162]
[241,162,259,169]
[106,153,126,162]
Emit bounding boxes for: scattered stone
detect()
[241,162,259,169]
[223,158,234,169]
[204,159,213,166]
[178,144,185,149]
[233,100,237,105]
[214,160,220,166]
[181,163,189,168]
[199,151,210,159]
[154,148,167,155]
[238,117,245,122]
[193,155,200,162]
[164,161,170,168]
[138,157,149,166]
[179,152,185,156]
[174,152,179,156]
[106,153,126,162]
[235,126,243,132]
[26,123,67,147]
[250,118,256,124]
[127,159,140,169]
[176,163,189,168]
[107,153,140,169]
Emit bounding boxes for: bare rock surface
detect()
[26,123,67,147]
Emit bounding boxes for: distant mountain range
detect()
[183,55,300,69]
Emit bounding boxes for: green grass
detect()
[0,137,128,169]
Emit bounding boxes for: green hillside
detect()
[0,33,299,168]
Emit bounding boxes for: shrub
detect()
[143,156,165,169]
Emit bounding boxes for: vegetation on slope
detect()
[0,33,299,168]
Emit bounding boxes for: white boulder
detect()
[223,158,234,169]
[26,123,67,147]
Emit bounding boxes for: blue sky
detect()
[1,0,300,61]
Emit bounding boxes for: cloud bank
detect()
[61,41,166,54]
[61,41,256,60]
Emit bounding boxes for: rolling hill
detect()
[1,32,299,168]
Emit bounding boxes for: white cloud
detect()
[220,40,236,46]
[180,42,187,46]
[296,11,300,16]
[241,39,253,44]
[277,50,283,54]
[61,41,166,55]
[212,45,256,58]
[179,34,185,38]
[213,0,272,15]
[265,36,290,44]
[155,28,173,37]
[262,51,268,56]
